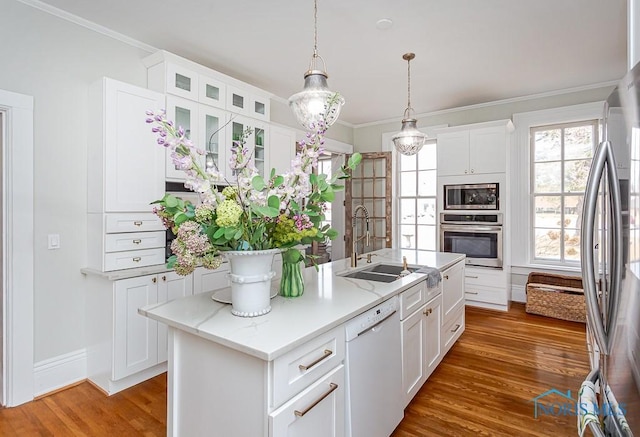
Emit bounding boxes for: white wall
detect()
[0,0,153,364]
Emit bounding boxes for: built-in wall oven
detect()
[440,213,503,268]
[444,183,499,210]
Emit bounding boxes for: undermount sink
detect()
[338,263,419,283]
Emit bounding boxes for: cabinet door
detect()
[104,79,165,212]
[436,131,470,176]
[192,265,230,295]
[198,74,226,109]
[114,276,158,380]
[199,105,228,181]
[269,365,345,437]
[269,125,296,176]
[226,85,250,116]
[469,127,506,174]
[166,95,199,181]
[157,272,193,363]
[251,94,270,121]
[166,63,199,101]
[424,296,442,378]
[442,261,465,324]
[226,116,269,179]
[401,305,427,407]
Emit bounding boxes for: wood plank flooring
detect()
[0,303,589,436]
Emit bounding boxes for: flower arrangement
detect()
[146,94,361,296]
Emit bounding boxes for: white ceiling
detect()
[33,0,627,126]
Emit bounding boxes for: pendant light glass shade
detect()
[392,53,426,156]
[288,0,344,129]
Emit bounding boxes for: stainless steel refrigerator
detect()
[579,61,640,436]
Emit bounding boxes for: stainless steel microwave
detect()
[444,183,499,210]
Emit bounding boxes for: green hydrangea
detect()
[215,199,243,227]
[272,215,318,246]
[194,203,215,224]
[221,186,237,200]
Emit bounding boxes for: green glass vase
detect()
[279,248,305,298]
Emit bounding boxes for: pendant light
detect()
[392,53,427,156]
[288,0,344,129]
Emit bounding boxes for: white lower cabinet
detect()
[269,365,345,437]
[400,293,442,407]
[86,271,192,394]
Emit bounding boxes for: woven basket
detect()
[525,272,586,323]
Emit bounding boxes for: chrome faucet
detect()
[351,205,370,268]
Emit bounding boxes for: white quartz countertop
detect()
[139,248,465,361]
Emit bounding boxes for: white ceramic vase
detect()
[224,249,279,317]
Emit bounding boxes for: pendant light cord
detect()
[313,0,318,59]
[406,57,412,114]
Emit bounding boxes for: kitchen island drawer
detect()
[105,231,165,252]
[104,248,166,271]
[442,304,465,353]
[271,326,345,409]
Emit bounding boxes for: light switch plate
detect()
[47,234,60,250]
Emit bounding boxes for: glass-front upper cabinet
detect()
[166,95,199,182]
[199,105,228,182]
[166,63,199,101]
[226,116,269,181]
[198,74,226,110]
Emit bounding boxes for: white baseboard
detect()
[512,284,526,303]
[34,349,87,397]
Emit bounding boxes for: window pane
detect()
[400,172,416,196]
[418,170,437,196]
[534,129,561,161]
[565,125,594,160]
[400,199,415,224]
[534,196,561,227]
[416,225,436,251]
[417,198,436,225]
[400,225,415,249]
[400,153,416,171]
[534,228,561,260]
[564,159,590,192]
[534,162,562,192]
[418,143,437,170]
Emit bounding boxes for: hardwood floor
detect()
[0,303,589,436]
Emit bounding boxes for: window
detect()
[318,156,332,232]
[397,142,437,250]
[531,120,598,264]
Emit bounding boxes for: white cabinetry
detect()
[269,125,297,176]
[226,115,269,179]
[85,271,192,394]
[464,266,509,311]
[399,281,442,407]
[144,50,271,181]
[168,325,345,437]
[436,120,514,176]
[441,261,466,355]
[87,77,166,272]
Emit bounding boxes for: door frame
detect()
[1,89,35,407]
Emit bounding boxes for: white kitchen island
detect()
[140,249,465,437]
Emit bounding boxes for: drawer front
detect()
[104,248,166,271]
[465,283,507,305]
[400,281,427,320]
[442,304,465,353]
[464,268,506,287]
[271,326,345,409]
[105,213,164,233]
[105,231,165,252]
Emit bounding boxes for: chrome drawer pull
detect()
[465,291,479,295]
[132,239,142,244]
[465,275,478,279]
[294,383,338,417]
[298,349,332,371]
[132,257,142,262]
[451,324,461,333]
[133,221,143,226]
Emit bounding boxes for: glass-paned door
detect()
[345,152,392,257]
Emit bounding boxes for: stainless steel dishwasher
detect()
[345,295,403,437]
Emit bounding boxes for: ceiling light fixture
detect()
[288,0,344,129]
[392,53,427,156]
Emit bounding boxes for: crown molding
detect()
[17,0,157,53]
